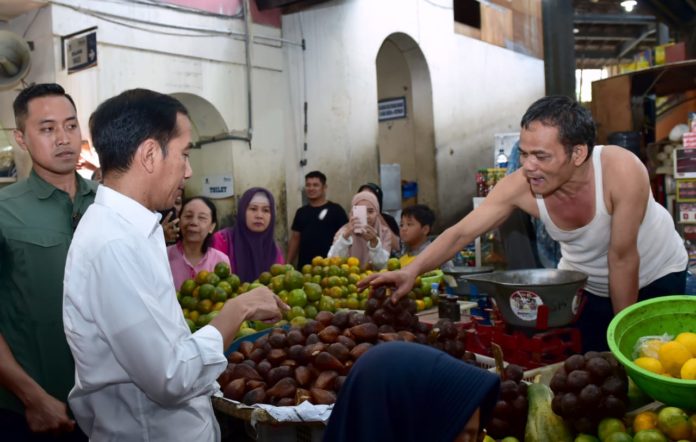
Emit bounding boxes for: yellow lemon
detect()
[675,332,696,357]
[634,357,664,374]
[680,358,696,380]
[658,341,692,377]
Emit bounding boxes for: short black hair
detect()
[520,95,596,161]
[305,170,327,185]
[181,196,218,253]
[89,89,189,175]
[13,83,76,131]
[401,204,435,228]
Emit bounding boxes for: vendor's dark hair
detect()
[89,88,189,175]
[521,95,596,161]
[13,83,76,131]
[401,204,435,229]
[180,196,218,253]
[305,170,327,185]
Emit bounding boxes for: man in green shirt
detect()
[0,84,96,441]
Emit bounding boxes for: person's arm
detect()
[78,241,284,407]
[0,335,75,433]
[367,238,389,269]
[286,231,300,265]
[210,288,286,350]
[606,149,648,313]
[359,171,528,300]
[327,229,351,258]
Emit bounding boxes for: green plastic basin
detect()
[607,295,696,410]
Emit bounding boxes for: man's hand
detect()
[237,286,289,324]
[357,268,417,303]
[24,392,75,434]
[161,212,180,243]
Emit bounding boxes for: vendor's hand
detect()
[161,212,180,243]
[24,391,75,434]
[358,268,417,303]
[238,286,289,323]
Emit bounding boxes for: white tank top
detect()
[536,145,687,297]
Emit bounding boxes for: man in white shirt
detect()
[63,89,286,441]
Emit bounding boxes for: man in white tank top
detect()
[362,96,687,352]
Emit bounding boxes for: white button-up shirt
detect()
[63,186,227,441]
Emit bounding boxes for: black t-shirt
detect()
[291,201,348,267]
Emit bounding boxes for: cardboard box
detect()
[665,42,686,63]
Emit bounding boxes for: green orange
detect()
[213,261,231,279]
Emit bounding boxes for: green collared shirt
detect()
[0,170,97,414]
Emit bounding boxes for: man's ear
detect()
[13,129,27,152]
[138,139,160,173]
[572,144,588,165]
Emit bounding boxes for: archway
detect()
[375,33,437,227]
[170,93,236,226]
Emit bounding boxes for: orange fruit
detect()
[197,299,213,314]
[270,263,287,276]
[346,256,360,267]
[225,274,241,292]
[195,270,210,285]
[213,261,231,279]
[179,279,197,296]
[415,299,425,311]
[205,272,220,286]
[632,429,667,442]
[311,256,324,266]
[198,283,215,300]
[284,270,305,291]
[658,341,692,377]
[287,289,308,308]
[657,407,691,441]
[598,418,626,442]
[258,271,272,285]
[633,411,659,433]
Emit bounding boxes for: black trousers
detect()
[0,410,87,442]
[577,267,687,352]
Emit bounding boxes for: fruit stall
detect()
[175,258,696,442]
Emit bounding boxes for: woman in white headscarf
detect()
[327,191,397,270]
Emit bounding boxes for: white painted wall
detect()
[0,0,291,241]
[0,0,544,247]
[283,0,545,228]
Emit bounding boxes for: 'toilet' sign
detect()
[202,175,234,199]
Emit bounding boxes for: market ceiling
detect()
[573,0,696,69]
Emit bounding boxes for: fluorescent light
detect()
[621,0,637,12]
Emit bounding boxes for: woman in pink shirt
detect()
[168,196,230,290]
[211,187,284,283]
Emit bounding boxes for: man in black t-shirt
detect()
[287,171,348,267]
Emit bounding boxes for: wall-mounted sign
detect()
[67,31,97,74]
[202,175,234,199]
[378,97,407,122]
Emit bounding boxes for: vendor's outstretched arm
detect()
[360,172,527,300]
